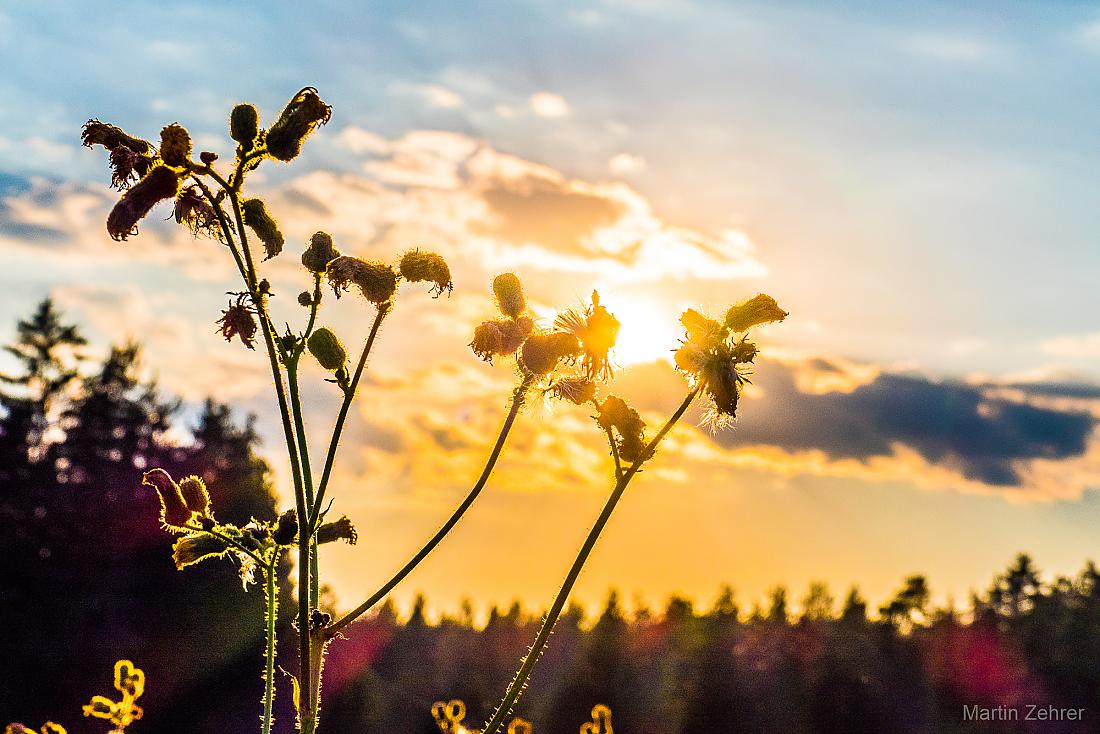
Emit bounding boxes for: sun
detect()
[605,293,683,367]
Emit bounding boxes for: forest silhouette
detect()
[3,300,1100,734]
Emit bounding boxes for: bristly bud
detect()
[171,533,229,569]
[200,151,218,165]
[399,249,453,296]
[499,316,534,355]
[307,327,347,371]
[81,120,152,155]
[106,166,181,241]
[178,475,210,514]
[302,231,340,273]
[241,198,284,260]
[317,515,358,545]
[493,272,526,318]
[142,468,192,528]
[229,103,260,150]
[470,321,504,362]
[548,377,597,405]
[158,124,192,168]
[273,508,299,545]
[216,294,257,349]
[173,186,219,237]
[265,87,332,161]
[598,395,650,464]
[519,333,562,375]
[326,256,397,304]
[723,294,787,334]
[298,291,313,307]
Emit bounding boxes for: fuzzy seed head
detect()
[723,294,787,334]
[493,272,526,318]
[241,198,284,260]
[229,103,260,149]
[178,475,210,514]
[265,87,332,161]
[317,515,358,545]
[399,249,453,296]
[307,327,347,371]
[106,166,181,241]
[302,231,341,273]
[158,123,192,167]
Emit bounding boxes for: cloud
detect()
[529,92,570,118]
[903,34,994,63]
[1041,332,1100,359]
[611,357,1100,501]
[390,81,464,109]
[609,153,646,176]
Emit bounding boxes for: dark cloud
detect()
[475,175,623,255]
[614,358,1097,488]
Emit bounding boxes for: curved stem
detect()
[307,304,390,532]
[328,375,535,637]
[261,554,281,734]
[481,384,702,734]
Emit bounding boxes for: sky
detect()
[3,0,1100,620]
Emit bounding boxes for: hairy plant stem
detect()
[481,384,702,734]
[307,304,390,532]
[205,166,315,732]
[261,553,281,734]
[327,374,536,637]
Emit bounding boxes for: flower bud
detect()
[171,534,228,570]
[241,198,284,260]
[106,166,181,241]
[307,327,347,371]
[143,468,192,528]
[229,103,260,150]
[470,321,504,362]
[265,87,332,161]
[200,151,218,165]
[399,249,453,296]
[302,231,340,273]
[499,316,534,356]
[493,273,526,318]
[159,124,192,168]
[178,475,210,514]
[598,396,650,464]
[317,515,358,545]
[548,331,582,361]
[273,508,299,545]
[723,294,787,334]
[326,256,397,304]
[298,291,313,307]
[520,333,561,375]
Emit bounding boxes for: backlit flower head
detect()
[216,293,258,349]
[317,515,358,545]
[554,290,620,380]
[265,86,331,161]
[326,255,398,304]
[399,249,453,296]
[106,165,181,240]
[229,103,260,150]
[493,272,526,318]
[108,145,153,190]
[242,198,284,260]
[597,395,649,464]
[723,293,788,334]
[81,120,153,155]
[173,186,219,237]
[158,123,192,168]
[470,316,534,362]
[302,231,341,273]
[178,475,210,515]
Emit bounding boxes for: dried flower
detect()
[81,120,152,155]
[493,272,526,318]
[241,198,284,260]
[399,249,453,296]
[307,327,347,371]
[265,87,331,161]
[471,321,505,361]
[598,396,649,464]
[158,123,192,168]
[173,186,219,237]
[178,475,210,514]
[302,231,341,273]
[142,468,192,528]
[555,291,620,380]
[723,294,788,334]
[317,515,358,545]
[229,103,260,150]
[172,533,229,569]
[106,166,181,241]
[273,509,298,545]
[216,294,258,349]
[548,377,597,405]
[326,255,397,304]
[108,145,152,190]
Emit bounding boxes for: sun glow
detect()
[607,293,683,367]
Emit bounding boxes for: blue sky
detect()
[4,0,1100,615]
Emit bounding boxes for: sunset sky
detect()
[3,0,1100,620]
